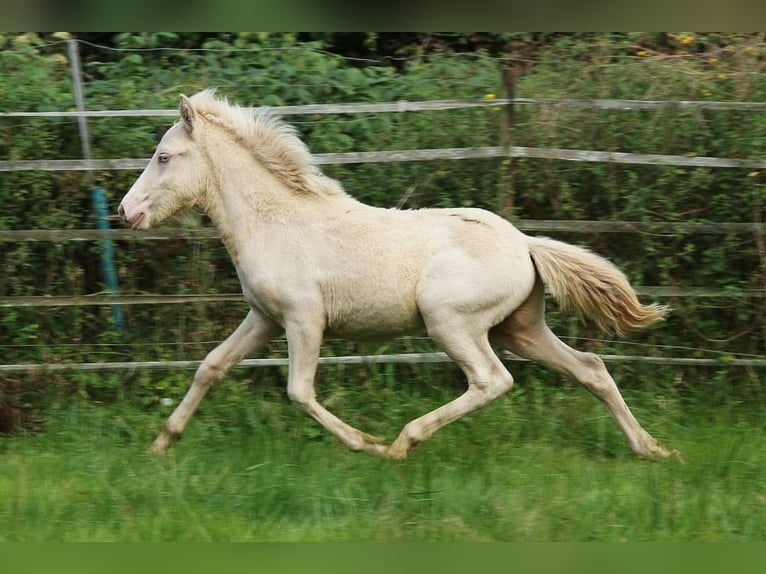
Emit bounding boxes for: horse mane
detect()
[187,89,346,197]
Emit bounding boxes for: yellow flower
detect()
[636,49,650,57]
[709,57,719,64]
[679,35,694,45]
[717,73,727,80]
[484,92,501,111]
[701,88,713,97]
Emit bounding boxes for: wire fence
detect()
[5,96,766,174]
[6,144,766,173]
[2,38,764,371]
[5,96,766,120]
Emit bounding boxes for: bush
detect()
[0,33,762,408]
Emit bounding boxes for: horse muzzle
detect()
[118,201,149,230]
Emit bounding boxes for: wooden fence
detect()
[1,45,764,371]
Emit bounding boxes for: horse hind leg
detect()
[386,322,515,460]
[490,280,678,461]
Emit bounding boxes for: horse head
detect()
[118,95,208,229]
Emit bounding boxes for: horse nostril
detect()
[118,205,125,219]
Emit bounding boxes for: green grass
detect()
[1,381,764,541]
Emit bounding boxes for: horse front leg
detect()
[284,319,388,456]
[150,309,280,453]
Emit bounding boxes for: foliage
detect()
[0,32,763,411]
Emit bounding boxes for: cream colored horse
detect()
[119,89,676,460]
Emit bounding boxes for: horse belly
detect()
[323,281,425,340]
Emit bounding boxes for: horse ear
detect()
[179,94,195,133]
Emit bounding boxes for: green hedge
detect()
[0,33,762,406]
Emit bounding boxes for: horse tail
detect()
[526,236,668,335]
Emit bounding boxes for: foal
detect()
[119,90,676,460]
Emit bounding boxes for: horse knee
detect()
[473,371,514,400]
[194,357,227,387]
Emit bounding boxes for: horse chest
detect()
[240,279,283,324]
[238,264,307,325]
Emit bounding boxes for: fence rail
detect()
[1,351,764,374]
[3,96,766,119]
[5,145,766,173]
[4,96,766,174]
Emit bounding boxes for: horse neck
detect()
[199,148,339,266]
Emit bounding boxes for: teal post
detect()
[92,186,125,332]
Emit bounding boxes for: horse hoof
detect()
[386,449,407,460]
[149,443,168,455]
[385,442,411,460]
[670,449,685,464]
[638,443,681,463]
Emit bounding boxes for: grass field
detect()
[1,374,764,541]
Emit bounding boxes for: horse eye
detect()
[158,152,171,164]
